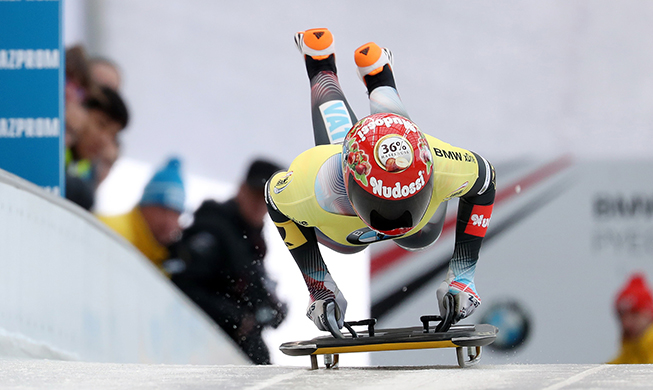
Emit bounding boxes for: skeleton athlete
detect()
[266,28,496,337]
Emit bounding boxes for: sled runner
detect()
[280,314,498,369]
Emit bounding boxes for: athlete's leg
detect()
[296,28,358,146]
[354,42,410,118]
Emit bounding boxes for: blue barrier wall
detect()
[0,0,65,195]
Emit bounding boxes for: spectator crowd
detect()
[62,45,286,364]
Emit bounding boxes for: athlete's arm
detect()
[265,185,348,333]
[455,152,495,266]
[439,153,495,321]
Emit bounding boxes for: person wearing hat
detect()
[609,273,653,364]
[98,157,185,272]
[170,158,288,365]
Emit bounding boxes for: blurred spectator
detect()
[65,45,98,104]
[170,159,287,365]
[64,45,95,151]
[94,138,120,188]
[64,45,94,209]
[609,273,653,364]
[90,57,122,91]
[66,86,129,210]
[65,100,89,151]
[75,86,129,161]
[64,45,128,210]
[98,157,185,272]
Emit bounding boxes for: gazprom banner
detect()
[0,0,64,196]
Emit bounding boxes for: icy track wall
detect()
[0,169,248,364]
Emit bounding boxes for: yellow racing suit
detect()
[266,134,494,303]
[265,41,495,320]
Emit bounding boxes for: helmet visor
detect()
[347,173,433,235]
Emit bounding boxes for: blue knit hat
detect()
[139,157,185,213]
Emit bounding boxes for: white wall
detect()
[0,168,248,364]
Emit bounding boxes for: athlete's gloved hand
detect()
[436,270,481,323]
[306,291,348,338]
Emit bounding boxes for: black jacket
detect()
[171,199,285,333]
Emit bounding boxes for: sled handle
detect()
[420,315,442,333]
[343,319,377,338]
[421,293,455,333]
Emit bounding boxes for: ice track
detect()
[0,360,651,389]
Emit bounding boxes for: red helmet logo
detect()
[343,113,434,235]
[374,134,413,172]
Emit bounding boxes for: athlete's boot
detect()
[354,42,394,80]
[295,28,337,79]
[294,28,335,60]
[354,42,395,92]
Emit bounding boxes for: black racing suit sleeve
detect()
[266,199,337,302]
[451,153,496,274]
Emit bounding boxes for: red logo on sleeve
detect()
[464,204,493,237]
